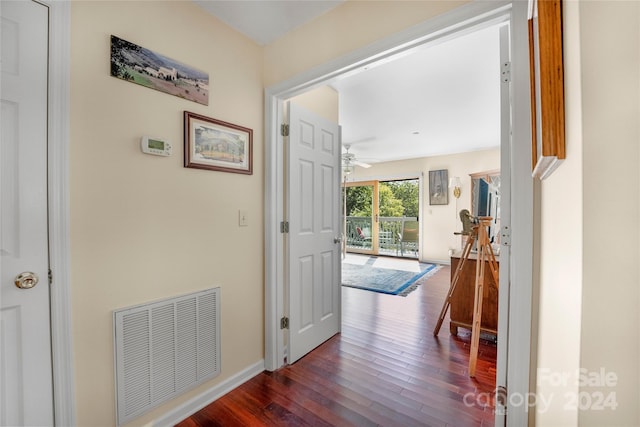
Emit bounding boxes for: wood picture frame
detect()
[184,111,253,175]
[529,0,566,179]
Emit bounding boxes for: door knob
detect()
[334,236,342,244]
[14,272,39,289]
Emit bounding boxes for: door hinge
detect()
[501,61,511,83]
[501,225,511,246]
[48,269,53,285]
[280,221,289,233]
[281,123,289,137]
[495,385,508,415]
[280,316,289,329]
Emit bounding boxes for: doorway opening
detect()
[266,1,535,422]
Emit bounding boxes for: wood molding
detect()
[469,169,500,180]
[529,0,566,179]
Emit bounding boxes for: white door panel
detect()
[288,103,341,364]
[1,1,54,425]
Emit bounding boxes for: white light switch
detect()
[239,210,248,227]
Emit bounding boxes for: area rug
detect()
[342,255,440,296]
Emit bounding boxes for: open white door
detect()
[495,23,512,426]
[1,1,54,425]
[286,102,342,364]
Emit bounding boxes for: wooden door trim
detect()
[343,180,379,255]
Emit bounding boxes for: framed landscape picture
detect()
[110,35,209,105]
[184,111,253,175]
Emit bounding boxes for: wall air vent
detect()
[113,287,220,426]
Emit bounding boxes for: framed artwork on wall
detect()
[429,169,449,205]
[528,0,566,179]
[110,35,209,105]
[184,111,253,175]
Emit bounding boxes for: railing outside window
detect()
[345,216,418,257]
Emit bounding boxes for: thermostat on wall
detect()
[141,136,172,156]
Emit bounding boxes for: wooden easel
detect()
[433,216,499,377]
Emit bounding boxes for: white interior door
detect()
[287,102,342,364]
[495,23,512,426]
[1,1,54,425]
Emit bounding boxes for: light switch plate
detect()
[239,210,248,227]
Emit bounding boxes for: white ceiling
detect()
[194,1,502,166]
[194,0,344,46]
[332,25,501,164]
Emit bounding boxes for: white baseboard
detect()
[152,359,265,427]
[422,258,450,266]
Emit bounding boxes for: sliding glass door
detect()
[343,178,419,258]
[344,181,378,255]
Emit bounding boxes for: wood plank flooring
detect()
[177,264,497,427]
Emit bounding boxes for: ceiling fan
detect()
[342,144,371,173]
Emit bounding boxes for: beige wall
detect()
[70,2,263,426]
[290,86,339,123]
[263,1,469,86]
[535,1,583,423]
[349,149,499,263]
[578,0,639,425]
[536,1,640,425]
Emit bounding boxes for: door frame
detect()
[265,1,535,425]
[42,1,76,425]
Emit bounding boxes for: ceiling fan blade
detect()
[353,160,372,168]
[342,144,372,168]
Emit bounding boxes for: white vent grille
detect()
[113,288,220,426]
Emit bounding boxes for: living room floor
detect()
[177,263,497,427]
[343,252,426,271]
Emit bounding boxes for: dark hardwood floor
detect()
[177,264,497,427]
